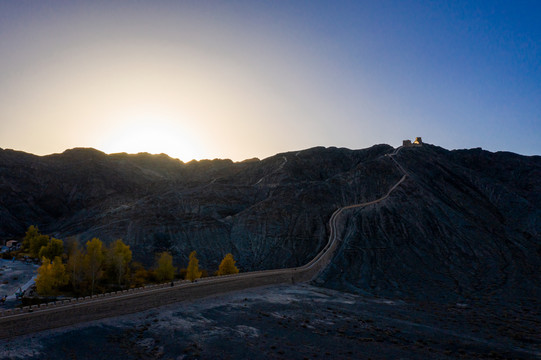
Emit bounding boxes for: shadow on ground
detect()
[1,284,539,359]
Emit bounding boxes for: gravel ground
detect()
[1,284,539,360]
[0,259,38,307]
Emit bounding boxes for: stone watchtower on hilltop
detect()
[402,137,423,147]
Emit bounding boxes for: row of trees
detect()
[22,226,239,297]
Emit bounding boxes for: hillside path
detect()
[301,146,407,274]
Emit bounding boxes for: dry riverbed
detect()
[1,284,539,359]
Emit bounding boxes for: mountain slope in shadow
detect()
[316,144,540,307]
[0,144,539,306]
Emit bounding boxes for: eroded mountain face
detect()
[0,144,397,268]
[317,145,541,305]
[0,144,539,303]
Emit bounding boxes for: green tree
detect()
[23,225,50,258]
[217,253,239,276]
[107,239,132,286]
[38,237,64,260]
[155,251,176,282]
[30,234,50,258]
[186,251,202,282]
[22,225,40,251]
[35,256,69,296]
[83,238,105,295]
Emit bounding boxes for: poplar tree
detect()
[67,241,84,293]
[186,251,202,282]
[108,239,132,286]
[83,238,105,295]
[217,253,239,276]
[36,256,69,296]
[23,225,50,258]
[22,225,40,251]
[38,237,64,260]
[155,251,176,282]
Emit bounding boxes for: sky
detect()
[0,1,539,161]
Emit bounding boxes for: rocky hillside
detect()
[0,144,398,270]
[0,144,539,304]
[316,145,541,305]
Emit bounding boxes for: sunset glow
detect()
[97,113,204,161]
[0,1,539,160]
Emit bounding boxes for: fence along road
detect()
[0,147,407,339]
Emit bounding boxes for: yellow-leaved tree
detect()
[36,256,69,296]
[107,239,132,286]
[217,253,239,276]
[83,238,105,295]
[155,251,176,282]
[186,251,202,282]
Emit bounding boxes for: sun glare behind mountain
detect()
[97,113,204,162]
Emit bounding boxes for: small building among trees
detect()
[6,240,18,248]
[6,240,20,251]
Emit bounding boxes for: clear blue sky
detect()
[1,1,539,161]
